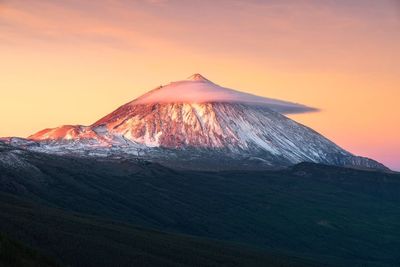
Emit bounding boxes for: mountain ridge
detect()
[2,74,389,171]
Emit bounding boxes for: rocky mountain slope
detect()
[4,74,388,170]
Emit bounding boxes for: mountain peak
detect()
[127,74,317,114]
[21,73,388,171]
[187,73,210,82]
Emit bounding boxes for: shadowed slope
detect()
[0,193,318,267]
[0,143,398,266]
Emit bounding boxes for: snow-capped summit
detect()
[22,74,387,171]
[130,73,317,114]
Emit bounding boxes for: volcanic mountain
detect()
[13,74,386,170]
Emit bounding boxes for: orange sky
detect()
[0,0,399,170]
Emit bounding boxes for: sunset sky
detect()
[0,0,399,170]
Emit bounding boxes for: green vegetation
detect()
[0,147,399,266]
[0,232,59,267]
[0,193,315,267]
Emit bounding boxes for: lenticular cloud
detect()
[132,74,318,114]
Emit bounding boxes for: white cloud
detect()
[133,74,318,114]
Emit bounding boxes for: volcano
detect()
[13,74,387,170]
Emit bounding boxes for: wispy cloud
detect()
[1,0,398,68]
[0,0,178,51]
